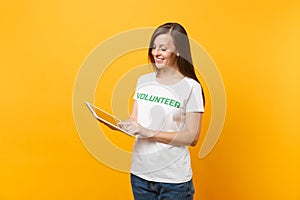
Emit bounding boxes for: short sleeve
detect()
[185,83,204,113]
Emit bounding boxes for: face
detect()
[151,34,178,69]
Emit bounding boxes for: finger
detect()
[126,126,139,135]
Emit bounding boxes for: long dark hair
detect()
[148,22,205,104]
[148,22,199,83]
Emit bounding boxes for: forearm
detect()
[150,112,202,146]
[150,129,199,147]
[124,105,203,146]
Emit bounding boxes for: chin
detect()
[155,63,165,68]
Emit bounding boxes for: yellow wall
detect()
[1,0,300,199]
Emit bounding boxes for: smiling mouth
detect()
[154,58,164,63]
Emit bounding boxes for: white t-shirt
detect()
[131,72,204,183]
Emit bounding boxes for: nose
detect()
[152,47,161,57]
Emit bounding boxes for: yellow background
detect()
[1,0,300,199]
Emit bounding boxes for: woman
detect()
[119,22,204,200]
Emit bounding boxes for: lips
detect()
[154,58,164,64]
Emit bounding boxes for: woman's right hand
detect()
[118,120,156,138]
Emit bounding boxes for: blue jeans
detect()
[131,174,194,200]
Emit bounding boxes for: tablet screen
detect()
[91,104,120,126]
[85,101,134,136]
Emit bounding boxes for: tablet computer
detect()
[85,101,134,137]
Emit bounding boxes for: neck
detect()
[156,65,182,78]
[156,66,184,85]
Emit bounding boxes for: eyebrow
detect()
[153,43,169,46]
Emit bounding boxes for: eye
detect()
[160,46,167,51]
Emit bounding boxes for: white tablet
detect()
[85,101,134,137]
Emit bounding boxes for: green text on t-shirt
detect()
[136,92,181,108]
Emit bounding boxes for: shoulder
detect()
[183,77,202,89]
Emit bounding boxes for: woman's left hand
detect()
[118,120,155,138]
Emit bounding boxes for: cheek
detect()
[165,52,177,63]
[163,51,173,59]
